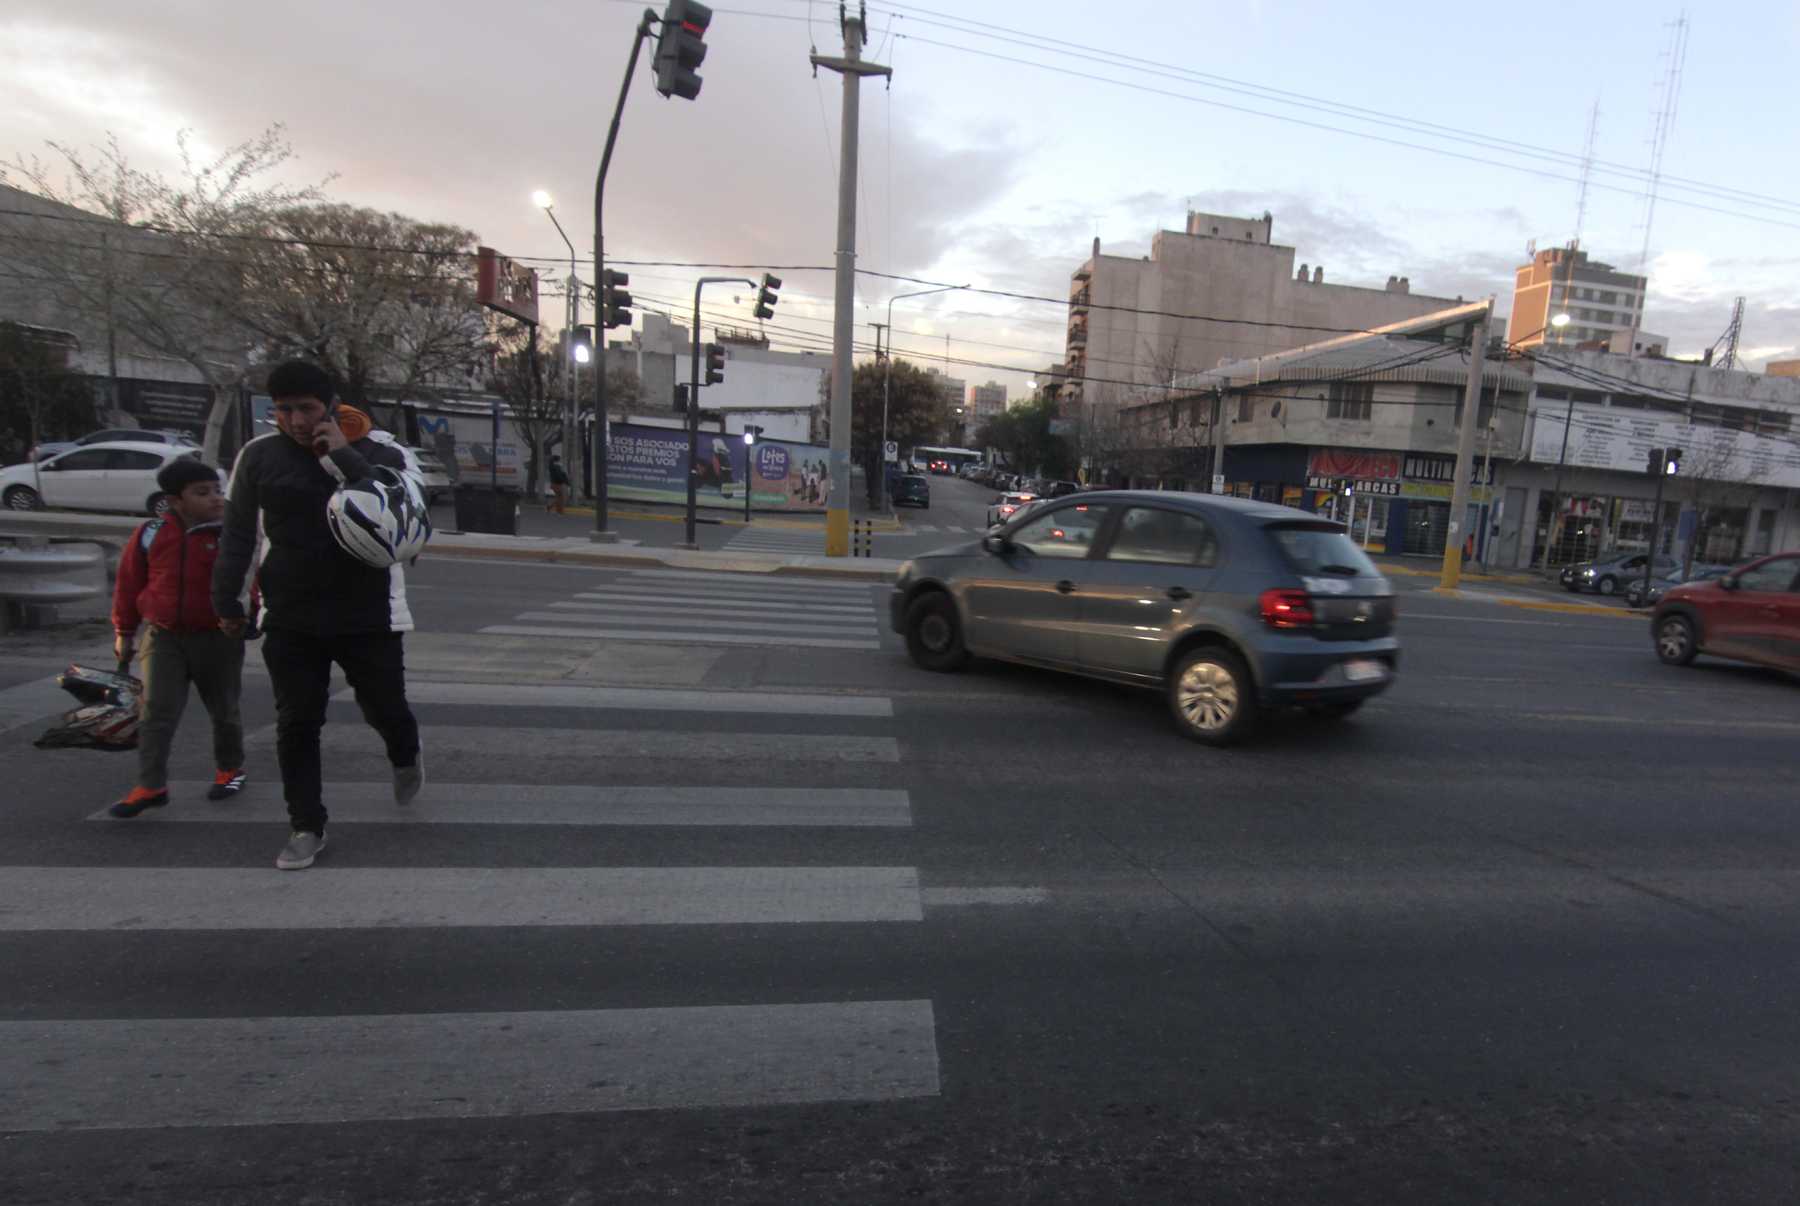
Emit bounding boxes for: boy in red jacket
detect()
[109,459,247,817]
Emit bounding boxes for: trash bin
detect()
[452,484,519,535]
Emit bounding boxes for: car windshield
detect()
[1267,524,1380,577]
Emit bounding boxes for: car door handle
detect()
[1055,579,1076,594]
[1166,587,1193,601]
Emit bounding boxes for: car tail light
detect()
[1259,589,1314,629]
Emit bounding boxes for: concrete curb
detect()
[1380,561,1541,587]
[1429,586,1646,620]
[1,512,903,583]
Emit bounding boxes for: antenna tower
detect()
[1573,98,1600,247]
[1629,14,1689,349]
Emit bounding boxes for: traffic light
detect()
[705,342,726,386]
[1340,479,1354,498]
[673,383,690,413]
[653,0,711,100]
[753,272,781,320]
[1647,447,1664,476]
[1664,446,1682,475]
[569,325,593,365]
[601,270,631,329]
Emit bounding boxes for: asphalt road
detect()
[3,552,1797,1204]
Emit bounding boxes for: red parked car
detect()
[1652,552,1800,674]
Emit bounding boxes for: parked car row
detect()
[1,441,211,516]
[26,428,197,463]
[1560,551,1680,596]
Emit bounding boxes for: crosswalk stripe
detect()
[387,682,893,716]
[549,601,877,626]
[0,866,925,930]
[624,568,875,592]
[482,624,880,650]
[88,783,914,827]
[0,999,941,1131]
[515,611,878,636]
[263,724,900,762]
[571,589,876,614]
[0,674,67,735]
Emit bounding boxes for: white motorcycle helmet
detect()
[326,466,432,568]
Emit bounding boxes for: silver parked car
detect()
[1560,551,1679,596]
[891,491,1399,745]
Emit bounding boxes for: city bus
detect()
[908,445,983,475]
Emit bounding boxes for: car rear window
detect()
[1266,524,1380,577]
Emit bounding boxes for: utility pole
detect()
[1440,304,1494,589]
[811,5,890,556]
[1210,382,1229,493]
[870,321,888,512]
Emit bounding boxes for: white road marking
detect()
[0,1000,941,1131]
[572,588,876,613]
[388,682,893,716]
[622,568,874,592]
[922,887,1050,907]
[480,624,880,650]
[252,724,901,762]
[0,865,925,930]
[549,600,876,626]
[513,611,879,636]
[88,783,914,828]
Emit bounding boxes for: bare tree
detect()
[486,323,558,498]
[2,127,329,461]
[1669,424,1772,573]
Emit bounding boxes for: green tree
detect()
[851,357,946,488]
[0,322,95,466]
[977,395,1072,479]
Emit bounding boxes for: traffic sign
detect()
[1211,474,1225,493]
[883,441,899,463]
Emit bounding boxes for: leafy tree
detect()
[0,322,95,465]
[976,395,1073,479]
[850,356,946,488]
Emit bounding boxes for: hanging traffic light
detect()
[601,270,631,329]
[653,0,712,100]
[705,342,726,385]
[753,272,781,320]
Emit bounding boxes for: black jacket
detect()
[212,432,415,636]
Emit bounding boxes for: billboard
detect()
[1530,404,1800,489]
[700,358,824,411]
[607,422,831,512]
[476,247,540,325]
[417,408,525,488]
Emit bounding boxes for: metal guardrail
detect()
[0,542,106,607]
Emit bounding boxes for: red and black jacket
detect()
[113,515,225,636]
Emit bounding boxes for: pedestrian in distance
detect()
[212,360,425,871]
[109,459,247,818]
[548,454,570,514]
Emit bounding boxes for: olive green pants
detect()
[137,626,246,791]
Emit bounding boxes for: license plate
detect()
[1342,659,1386,683]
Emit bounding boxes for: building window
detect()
[1598,291,1617,304]
[1236,394,1255,421]
[1326,381,1374,421]
[1758,410,1793,436]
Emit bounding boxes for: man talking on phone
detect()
[213,360,424,870]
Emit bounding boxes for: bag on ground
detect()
[33,663,144,752]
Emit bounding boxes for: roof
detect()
[1148,301,1533,402]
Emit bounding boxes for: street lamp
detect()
[533,189,581,506]
[881,283,969,511]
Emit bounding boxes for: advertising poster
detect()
[417,411,523,488]
[607,422,832,512]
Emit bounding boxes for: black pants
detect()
[262,627,420,834]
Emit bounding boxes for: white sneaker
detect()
[276,830,327,870]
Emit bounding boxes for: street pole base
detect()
[587,530,621,544]
[674,541,701,551]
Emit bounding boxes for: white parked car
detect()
[28,427,198,463]
[0,441,212,517]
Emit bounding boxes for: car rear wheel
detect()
[904,592,968,672]
[3,485,43,511]
[1168,647,1257,746]
[1656,614,1698,666]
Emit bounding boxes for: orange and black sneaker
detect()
[109,786,169,819]
[207,769,248,801]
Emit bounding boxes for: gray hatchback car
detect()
[890,491,1398,744]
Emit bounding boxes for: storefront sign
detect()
[1307,449,1401,480]
[1530,404,1800,488]
[1306,475,1399,496]
[1399,481,1493,503]
[607,422,831,512]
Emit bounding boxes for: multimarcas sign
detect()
[606,422,833,513]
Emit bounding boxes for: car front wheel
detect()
[1656,614,1698,666]
[1596,575,1618,595]
[904,591,968,672]
[1168,646,1257,745]
[3,485,43,511]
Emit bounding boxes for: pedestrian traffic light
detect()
[569,325,593,364]
[653,0,711,100]
[601,270,631,329]
[705,342,726,385]
[753,272,781,320]
[673,383,690,413]
[1647,447,1665,476]
[1664,446,1682,475]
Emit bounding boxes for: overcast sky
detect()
[3,0,1797,398]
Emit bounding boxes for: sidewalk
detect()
[0,510,904,584]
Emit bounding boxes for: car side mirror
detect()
[1719,575,1738,591]
[982,531,1012,555]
